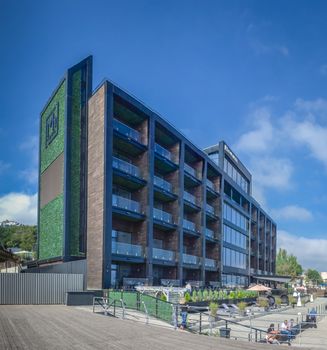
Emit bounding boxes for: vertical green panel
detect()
[39,80,66,260]
[39,194,64,259]
[69,70,82,256]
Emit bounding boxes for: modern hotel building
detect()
[36,57,277,290]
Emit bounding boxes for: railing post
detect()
[199,312,202,334]
[114,300,116,316]
[255,329,257,343]
[156,298,158,318]
[121,299,125,319]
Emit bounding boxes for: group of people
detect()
[266,319,295,345]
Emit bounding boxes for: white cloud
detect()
[271,205,313,222]
[0,161,10,174]
[0,193,37,225]
[286,119,327,169]
[294,98,327,116]
[19,135,38,185]
[234,107,274,154]
[278,230,327,271]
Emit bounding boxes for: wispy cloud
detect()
[278,230,327,271]
[294,97,327,117]
[271,205,313,222]
[0,192,37,225]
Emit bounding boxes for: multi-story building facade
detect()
[36,57,277,289]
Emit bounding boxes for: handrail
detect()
[142,301,149,324]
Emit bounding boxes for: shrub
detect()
[228,291,236,299]
[208,289,213,301]
[213,290,219,300]
[209,302,218,317]
[191,290,197,302]
[289,296,296,305]
[237,301,247,311]
[184,292,191,303]
[275,296,281,307]
[203,289,209,301]
[197,290,203,302]
[160,293,167,302]
[257,297,268,308]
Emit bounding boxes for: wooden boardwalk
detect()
[0,305,319,350]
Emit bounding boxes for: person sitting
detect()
[308,308,317,327]
[280,320,292,345]
[266,323,279,344]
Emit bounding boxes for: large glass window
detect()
[223,247,247,269]
[223,203,249,231]
[224,157,249,193]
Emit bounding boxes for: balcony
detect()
[183,253,200,267]
[152,248,175,265]
[206,179,219,198]
[153,208,176,230]
[153,176,177,202]
[154,143,178,174]
[112,241,144,260]
[112,157,146,189]
[183,191,200,212]
[184,163,201,188]
[205,228,217,242]
[183,218,200,237]
[206,203,218,221]
[205,258,217,270]
[113,119,146,155]
[112,195,145,221]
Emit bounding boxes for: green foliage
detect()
[202,289,209,301]
[228,291,236,299]
[0,225,36,252]
[276,248,302,278]
[197,290,203,302]
[184,292,191,303]
[275,296,282,306]
[209,302,218,317]
[191,290,197,302]
[208,289,213,301]
[160,293,167,302]
[257,297,269,308]
[305,269,323,285]
[237,301,247,311]
[289,296,296,305]
[213,290,219,300]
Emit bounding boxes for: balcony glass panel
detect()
[206,179,215,190]
[152,248,175,261]
[205,258,216,268]
[113,119,141,143]
[183,219,196,232]
[184,163,197,178]
[183,191,196,205]
[153,208,173,224]
[112,195,141,213]
[154,143,171,160]
[206,204,215,215]
[154,176,172,192]
[205,228,215,239]
[112,241,143,257]
[183,253,199,265]
[112,157,141,178]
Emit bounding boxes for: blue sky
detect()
[1,0,327,270]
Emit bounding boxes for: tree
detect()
[305,269,323,285]
[276,248,302,278]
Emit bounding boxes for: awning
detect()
[253,275,292,283]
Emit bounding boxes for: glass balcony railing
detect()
[206,204,215,215]
[183,253,199,265]
[183,191,196,205]
[183,219,196,232]
[206,179,215,190]
[205,258,216,268]
[112,195,141,213]
[154,175,172,192]
[154,143,171,160]
[152,248,175,261]
[112,241,143,257]
[113,119,141,143]
[205,228,215,239]
[112,157,142,178]
[153,208,173,224]
[184,163,197,178]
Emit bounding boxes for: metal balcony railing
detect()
[112,241,143,257]
[206,179,215,190]
[205,258,216,268]
[113,119,141,143]
[154,143,171,160]
[152,248,175,261]
[183,219,196,232]
[183,191,196,205]
[184,163,197,178]
[205,228,215,239]
[153,208,173,224]
[154,176,172,192]
[112,195,141,213]
[112,157,142,178]
[183,253,199,265]
[206,203,215,215]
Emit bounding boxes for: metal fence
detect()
[0,273,84,304]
